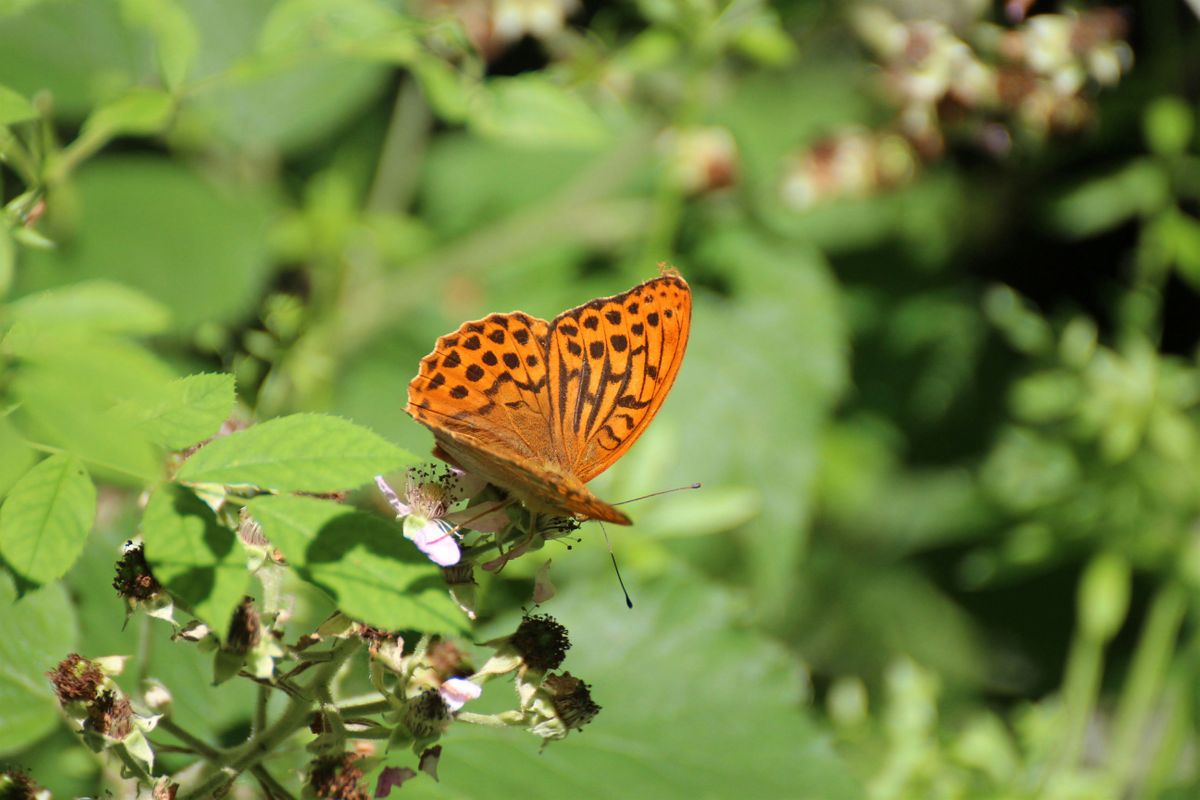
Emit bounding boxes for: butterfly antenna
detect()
[612,483,702,507]
[598,521,634,609]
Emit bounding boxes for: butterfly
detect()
[406,269,691,525]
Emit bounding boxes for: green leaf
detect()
[5,279,171,335]
[10,366,164,485]
[117,373,236,450]
[0,416,37,500]
[413,57,470,122]
[79,86,174,144]
[471,76,608,149]
[1044,159,1171,239]
[0,574,77,755]
[0,454,95,585]
[0,225,13,299]
[0,82,36,126]
[175,413,414,492]
[403,572,860,799]
[258,0,403,55]
[246,495,465,634]
[142,484,250,637]
[18,158,276,331]
[120,0,198,90]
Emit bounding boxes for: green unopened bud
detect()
[1078,552,1130,642]
[1144,96,1194,158]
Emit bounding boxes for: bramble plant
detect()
[3,0,1200,798]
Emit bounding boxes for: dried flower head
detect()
[543,672,601,732]
[87,690,134,739]
[404,688,452,740]
[510,614,571,672]
[307,752,368,800]
[112,542,161,602]
[0,767,46,800]
[226,597,262,655]
[48,653,104,704]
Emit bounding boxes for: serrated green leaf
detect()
[11,367,164,484]
[6,279,171,335]
[0,574,77,755]
[247,494,465,633]
[0,454,95,585]
[0,82,36,126]
[142,484,250,637]
[175,413,414,492]
[471,76,608,149]
[117,373,236,450]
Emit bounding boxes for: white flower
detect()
[438,677,482,712]
[376,466,506,567]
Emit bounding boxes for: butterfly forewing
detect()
[407,311,558,468]
[548,272,691,482]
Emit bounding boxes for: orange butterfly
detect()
[406,269,691,525]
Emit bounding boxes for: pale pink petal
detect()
[444,500,510,533]
[375,476,411,517]
[438,677,482,711]
[404,518,461,567]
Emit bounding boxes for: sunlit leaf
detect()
[117,373,236,450]
[6,279,171,335]
[175,413,413,492]
[247,494,466,634]
[142,484,250,637]
[0,454,95,585]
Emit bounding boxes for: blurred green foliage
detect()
[2,0,1200,797]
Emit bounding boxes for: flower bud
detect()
[1078,552,1130,642]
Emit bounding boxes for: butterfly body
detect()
[407,270,691,525]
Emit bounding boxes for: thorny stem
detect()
[181,637,363,799]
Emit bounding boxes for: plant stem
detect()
[180,638,363,799]
[366,76,429,215]
[1045,626,1105,788]
[251,764,296,799]
[158,716,222,759]
[1107,581,1187,791]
